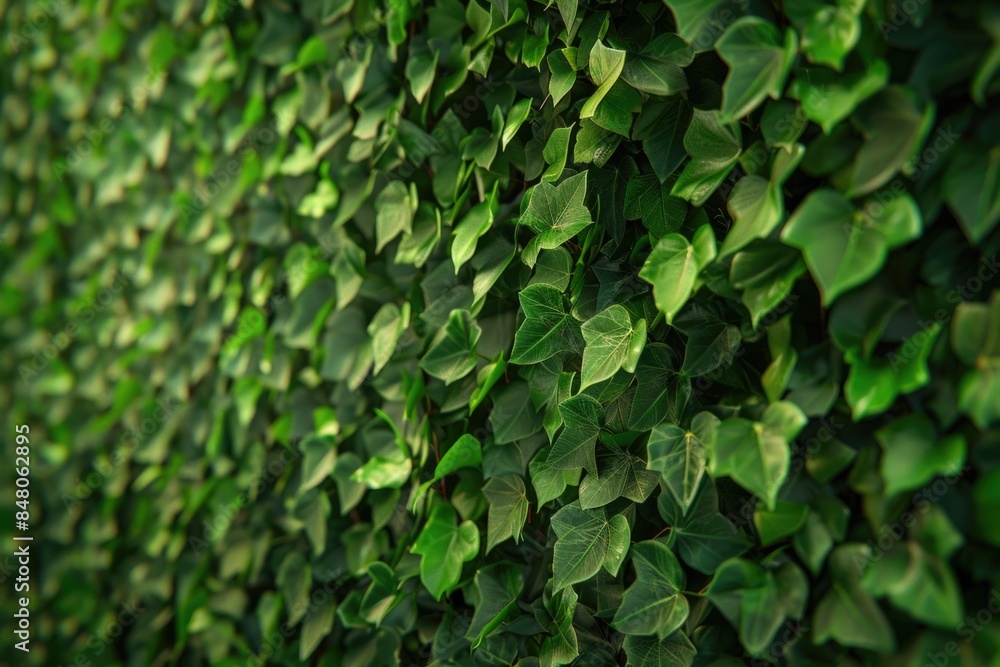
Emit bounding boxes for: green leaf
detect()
[788,61,889,134]
[813,544,896,653]
[452,198,496,273]
[632,96,692,183]
[551,502,618,591]
[658,482,751,574]
[540,586,579,667]
[375,181,415,252]
[612,541,689,639]
[730,242,806,328]
[875,415,966,497]
[470,352,509,413]
[579,449,659,509]
[406,51,439,104]
[511,283,581,365]
[482,474,529,553]
[628,344,691,432]
[419,309,482,384]
[664,0,741,48]
[542,125,574,182]
[278,552,312,625]
[781,189,922,304]
[547,48,579,107]
[605,514,631,577]
[622,632,697,667]
[530,447,583,507]
[832,86,934,198]
[556,0,579,41]
[952,294,1000,428]
[490,380,544,444]
[673,303,742,378]
[707,558,807,655]
[546,394,604,477]
[411,502,481,600]
[368,302,411,375]
[647,414,716,513]
[580,305,646,389]
[708,402,807,510]
[639,230,714,323]
[299,434,337,493]
[621,35,690,96]
[358,562,398,626]
[521,171,593,268]
[943,145,1000,244]
[715,17,798,123]
[529,247,574,291]
[753,500,809,546]
[299,597,337,659]
[671,110,742,206]
[800,2,861,71]
[467,564,524,649]
[502,98,532,150]
[581,41,627,119]
[720,144,804,257]
[624,174,688,238]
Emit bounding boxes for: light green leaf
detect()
[411,502,480,600]
[521,171,593,268]
[647,415,715,513]
[452,196,497,272]
[375,180,415,252]
[621,34,690,96]
[875,415,966,497]
[781,189,922,304]
[581,41,627,119]
[542,125,574,182]
[708,402,807,510]
[715,17,798,123]
[368,302,411,375]
[580,305,645,389]
[548,48,578,106]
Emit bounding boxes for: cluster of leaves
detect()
[3,0,1000,665]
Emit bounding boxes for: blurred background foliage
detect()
[2,0,1000,666]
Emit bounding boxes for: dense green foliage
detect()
[3,0,1000,665]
